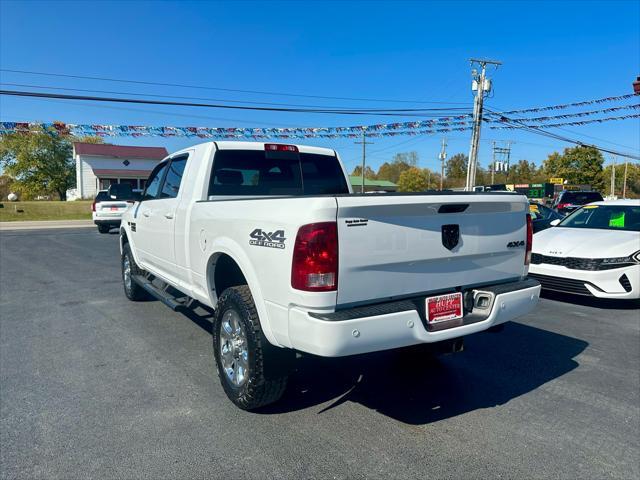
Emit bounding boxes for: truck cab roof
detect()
[169,141,337,159]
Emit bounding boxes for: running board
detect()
[132,274,187,311]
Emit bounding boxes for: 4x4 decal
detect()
[249,229,286,249]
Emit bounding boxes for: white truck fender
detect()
[119,223,142,267]
[205,237,282,348]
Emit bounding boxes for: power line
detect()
[0,95,313,128]
[0,89,473,117]
[0,82,471,112]
[0,89,473,118]
[0,68,470,105]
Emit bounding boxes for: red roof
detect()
[73,142,168,160]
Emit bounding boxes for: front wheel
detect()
[212,285,293,410]
[121,243,148,301]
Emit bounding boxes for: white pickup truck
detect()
[119,141,540,410]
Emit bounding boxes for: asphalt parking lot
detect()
[1,228,638,479]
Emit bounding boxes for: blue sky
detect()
[1,0,638,175]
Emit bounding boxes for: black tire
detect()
[212,285,293,410]
[97,224,110,234]
[121,243,148,301]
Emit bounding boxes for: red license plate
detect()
[110,206,119,211]
[426,292,463,324]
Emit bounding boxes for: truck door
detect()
[135,155,188,279]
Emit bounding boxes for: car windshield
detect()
[558,205,640,232]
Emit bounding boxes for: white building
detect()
[73,142,168,199]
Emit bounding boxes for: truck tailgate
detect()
[335,194,528,306]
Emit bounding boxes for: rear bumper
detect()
[287,279,540,357]
[94,219,122,226]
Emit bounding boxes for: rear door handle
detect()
[164,213,174,219]
[142,210,151,217]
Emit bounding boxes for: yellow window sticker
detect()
[583,205,599,209]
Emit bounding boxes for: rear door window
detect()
[208,149,348,196]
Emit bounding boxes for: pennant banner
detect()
[489,113,640,130]
[488,103,640,123]
[494,93,639,115]
[0,118,474,139]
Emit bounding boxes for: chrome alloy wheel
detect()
[219,309,249,387]
[123,254,132,292]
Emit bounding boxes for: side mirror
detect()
[550,219,561,227]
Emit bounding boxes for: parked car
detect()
[92,185,141,234]
[529,200,564,233]
[119,141,540,410]
[551,190,603,215]
[529,199,640,299]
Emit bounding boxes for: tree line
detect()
[352,146,639,197]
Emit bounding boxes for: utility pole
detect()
[610,155,616,199]
[622,160,628,198]
[354,129,373,193]
[439,137,447,190]
[465,58,501,191]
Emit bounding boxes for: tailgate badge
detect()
[441,224,460,250]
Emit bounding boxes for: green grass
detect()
[0,201,93,222]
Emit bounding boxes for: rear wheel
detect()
[97,224,110,234]
[122,243,148,301]
[212,285,293,410]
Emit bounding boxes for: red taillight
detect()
[557,202,570,210]
[91,201,96,212]
[265,143,298,152]
[525,213,533,265]
[291,222,338,291]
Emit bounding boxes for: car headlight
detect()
[601,251,640,265]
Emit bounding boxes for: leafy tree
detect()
[351,165,377,179]
[508,160,539,183]
[391,151,418,166]
[0,174,13,200]
[445,153,468,186]
[76,135,105,144]
[376,151,419,183]
[543,146,604,191]
[0,125,103,201]
[397,167,429,192]
[603,161,640,198]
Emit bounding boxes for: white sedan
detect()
[529,199,640,299]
